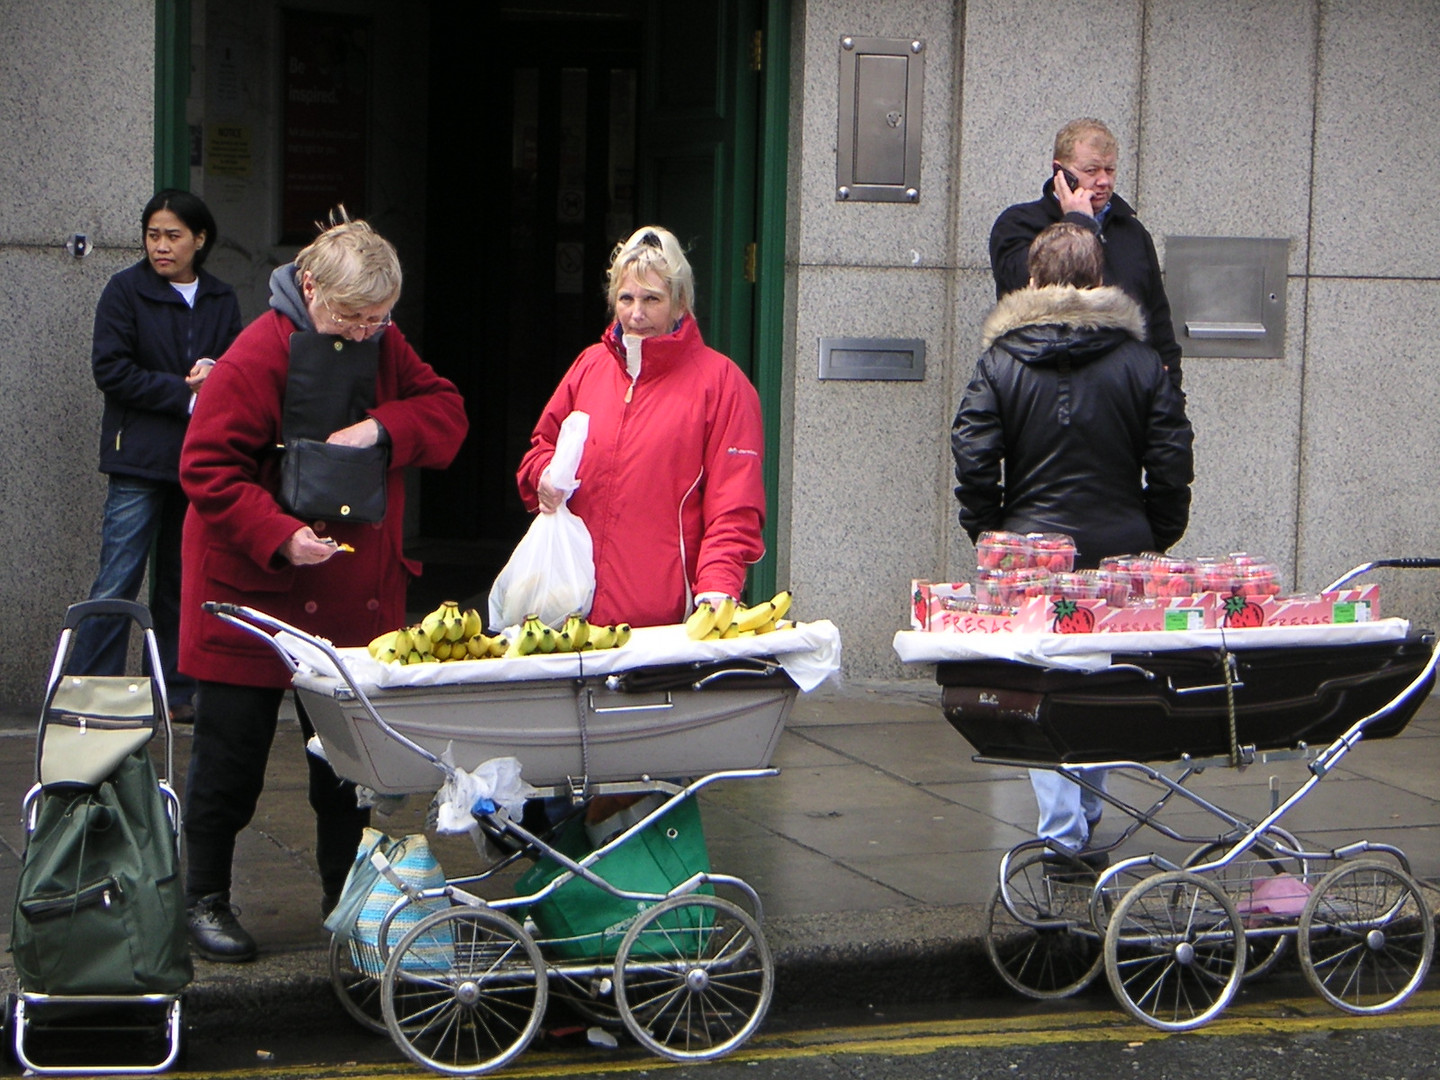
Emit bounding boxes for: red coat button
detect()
[304,601,318,614]
[314,521,328,532]
[366,598,380,611]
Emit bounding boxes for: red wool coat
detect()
[179,310,468,687]
[517,317,765,628]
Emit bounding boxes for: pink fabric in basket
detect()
[1234,872,1311,923]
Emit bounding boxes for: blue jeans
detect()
[1029,766,1108,852]
[68,475,193,708]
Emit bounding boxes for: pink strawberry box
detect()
[1216,586,1379,629]
[911,581,1024,633]
[1042,594,1216,634]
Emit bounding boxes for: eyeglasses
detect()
[321,295,392,336]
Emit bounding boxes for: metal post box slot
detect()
[1166,236,1291,358]
[837,36,925,203]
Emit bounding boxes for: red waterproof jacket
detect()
[517,317,765,628]
[179,310,468,687]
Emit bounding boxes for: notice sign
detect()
[281,10,369,243]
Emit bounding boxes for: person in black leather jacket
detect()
[989,117,1184,393]
[954,223,1193,571]
[952,221,1194,859]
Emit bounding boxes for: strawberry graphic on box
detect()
[1223,594,1265,628]
[1051,598,1096,634]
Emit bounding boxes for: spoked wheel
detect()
[1185,841,1295,982]
[1104,870,1246,1031]
[613,893,774,1061]
[985,852,1104,999]
[381,906,547,1076]
[329,932,388,1034]
[1298,859,1434,1015]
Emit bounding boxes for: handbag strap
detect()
[282,331,380,444]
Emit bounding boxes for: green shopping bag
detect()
[516,796,713,960]
[12,750,191,995]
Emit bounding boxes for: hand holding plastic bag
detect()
[489,411,595,629]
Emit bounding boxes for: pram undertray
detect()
[894,620,1434,764]
[288,621,840,793]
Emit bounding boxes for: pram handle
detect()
[61,599,154,630]
[1324,558,1440,591]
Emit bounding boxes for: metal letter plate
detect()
[818,337,925,381]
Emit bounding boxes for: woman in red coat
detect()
[517,226,765,629]
[177,212,467,961]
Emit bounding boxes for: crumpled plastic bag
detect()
[432,750,539,835]
[489,411,594,629]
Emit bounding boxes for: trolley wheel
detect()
[329,932,388,1035]
[1184,841,1293,981]
[1104,870,1247,1031]
[985,852,1103,999]
[1298,859,1434,1015]
[612,893,774,1062]
[380,906,547,1076]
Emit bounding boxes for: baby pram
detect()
[8,600,189,1074]
[895,558,1440,1031]
[207,602,840,1076]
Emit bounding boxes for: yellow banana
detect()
[554,630,574,652]
[419,604,447,642]
[613,623,631,648]
[754,619,777,635]
[374,644,402,664]
[775,618,794,631]
[443,602,466,643]
[588,624,617,650]
[563,612,590,650]
[685,600,719,640]
[367,629,399,658]
[432,638,453,661]
[461,607,483,640]
[734,601,775,633]
[537,626,558,653]
[767,590,793,622]
[488,635,508,658]
[720,620,740,639]
[712,596,737,635]
[404,649,426,665]
[504,626,539,658]
[464,634,489,659]
[393,627,413,656]
[408,625,433,657]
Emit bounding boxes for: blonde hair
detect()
[605,226,694,320]
[1052,118,1118,163]
[294,207,402,310]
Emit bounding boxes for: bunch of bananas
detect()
[502,612,632,658]
[685,589,794,641]
[366,601,631,665]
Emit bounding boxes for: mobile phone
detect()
[1053,164,1083,191]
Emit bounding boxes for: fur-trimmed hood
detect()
[981,284,1147,352]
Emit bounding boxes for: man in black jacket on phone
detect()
[989,117,1184,393]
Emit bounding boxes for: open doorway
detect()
[413,0,781,615]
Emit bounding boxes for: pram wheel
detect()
[329,932,388,1035]
[985,852,1103,999]
[1298,859,1434,1015]
[381,906,547,1075]
[1104,870,1246,1031]
[1184,841,1294,981]
[612,893,774,1061]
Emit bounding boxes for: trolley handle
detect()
[1323,558,1440,591]
[201,602,453,780]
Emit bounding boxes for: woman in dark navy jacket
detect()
[72,190,243,721]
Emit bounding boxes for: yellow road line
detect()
[168,990,1440,1079]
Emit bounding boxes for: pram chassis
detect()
[925,560,1440,1031]
[10,600,185,1075]
[209,603,791,1075]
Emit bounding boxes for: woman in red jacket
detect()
[517,226,765,629]
[177,212,467,961]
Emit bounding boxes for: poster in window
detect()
[281,10,369,243]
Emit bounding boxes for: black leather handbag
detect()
[276,332,389,524]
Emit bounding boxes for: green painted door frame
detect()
[154,0,190,190]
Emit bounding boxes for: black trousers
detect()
[184,681,370,902]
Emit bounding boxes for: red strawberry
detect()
[913,587,928,627]
[1051,599,1095,634]
[1224,595,1264,628]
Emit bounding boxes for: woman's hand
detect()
[186,357,216,391]
[537,474,567,514]
[280,526,342,566]
[327,417,382,447]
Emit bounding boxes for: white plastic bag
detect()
[432,751,539,836]
[489,411,595,629]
